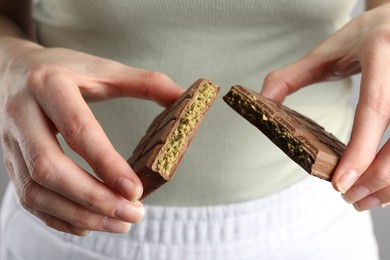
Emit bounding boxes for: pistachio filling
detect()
[156,83,216,177]
[225,90,314,172]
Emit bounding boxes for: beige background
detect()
[1,1,390,259]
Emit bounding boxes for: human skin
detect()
[261,0,390,212]
[0,0,184,236]
[0,0,389,236]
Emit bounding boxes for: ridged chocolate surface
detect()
[223,85,345,181]
[128,79,219,199]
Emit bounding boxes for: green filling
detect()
[226,91,313,172]
[156,83,216,177]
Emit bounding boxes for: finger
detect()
[8,134,135,233]
[352,193,383,212]
[342,138,390,205]
[352,183,390,212]
[17,178,133,233]
[47,51,185,106]
[5,158,89,236]
[11,97,144,223]
[4,150,84,236]
[260,23,361,103]
[77,63,185,106]
[28,68,143,201]
[332,45,390,193]
[23,204,91,236]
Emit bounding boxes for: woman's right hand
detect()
[0,37,184,236]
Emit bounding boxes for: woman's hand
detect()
[0,37,184,235]
[261,3,390,211]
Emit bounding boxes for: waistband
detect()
[3,176,370,260]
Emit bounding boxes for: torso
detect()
[33,0,357,205]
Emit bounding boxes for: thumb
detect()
[260,53,335,103]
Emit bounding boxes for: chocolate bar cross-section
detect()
[128,79,220,199]
[223,85,345,181]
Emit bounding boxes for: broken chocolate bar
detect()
[223,85,345,181]
[128,79,220,199]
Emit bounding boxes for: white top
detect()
[33,0,357,205]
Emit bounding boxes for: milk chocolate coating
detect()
[128,79,220,199]
[223,85,345,181]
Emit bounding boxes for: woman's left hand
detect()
[261,3,390,211]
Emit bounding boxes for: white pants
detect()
[1,177,379,260]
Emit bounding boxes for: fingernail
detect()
[381,202,390,208]
[341,185,370,204]
[336,169,359,193]
[67,225,90,237]
[78,230,91,237]
[116,178,143,202]
[102,217,131,233]
[115,202,145,223]
[353,196,381,212]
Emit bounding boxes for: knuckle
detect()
[263,70,290,93]
[93,154,116,177]
[26,64,51,90]
[370,27,390,45]
[4,96,22,120]
[40,214,80,236]
[1,130,14,150]
[70,209,90,228]
[61,114,89,147]
[28,149,55,187]
[145,71,171,84]
[85,189,108,210]
[19,178,37,208]
[363,98,390,120]
[263,71,279,85]
[373,167,390,185]
[26,64,71,93]
[141,71,175,102]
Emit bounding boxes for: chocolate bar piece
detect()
[128,79,220,199]
[223,85,345,181]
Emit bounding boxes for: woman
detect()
[1,0,389,259]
